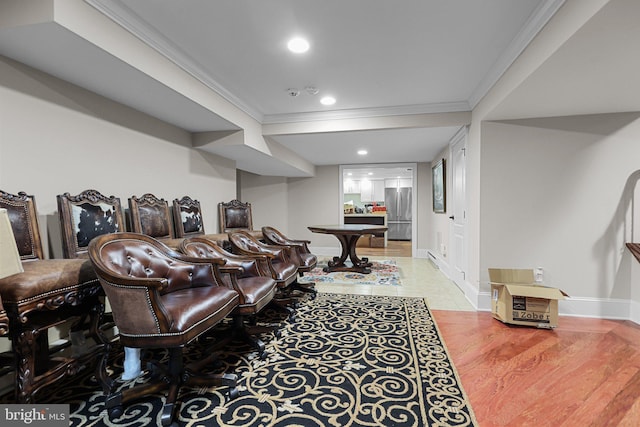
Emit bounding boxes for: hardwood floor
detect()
[432,310,640,426]
[357,240,412,257]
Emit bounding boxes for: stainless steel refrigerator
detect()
[385,187,412,240]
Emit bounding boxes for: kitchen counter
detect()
[343,214,387,247]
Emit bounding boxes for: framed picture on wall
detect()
[432,159,446,213]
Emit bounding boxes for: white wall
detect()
[416,162,431,257]
[0,56,237,257]
[426,147,450,263]
[479,114,640,318]
[287,165,342,252]
[238,171,288,232]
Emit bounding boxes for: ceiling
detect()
[0,0,568,176]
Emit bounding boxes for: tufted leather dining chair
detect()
[179,237,279,358]
[88,232,240,426]
[0,190,107,403]
[228,230,300,319]
[128,193,184,249]
[261,226,318,298]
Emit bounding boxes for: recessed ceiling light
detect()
[357,150,368,156]
[368,172,373,175]
[287,37,309,53]
[320,96,336,106]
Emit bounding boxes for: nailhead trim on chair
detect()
[5,279,100,304]
[104,279,239,339]
[104,280,161,334]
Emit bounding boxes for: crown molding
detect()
[468,0,566,108]
[86,0,563,127]
[85,0,264,122]
[262,101,471,125]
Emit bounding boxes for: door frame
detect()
[448,126,468,288]
[340,163,418,257]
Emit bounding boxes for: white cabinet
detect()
[399,178,412,188]
[359,180,372,201]
[373,180,385,202]
[343,179,360,194]
[385,178,412,188]
[360,180,385,202]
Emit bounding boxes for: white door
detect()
[450,128,467,287]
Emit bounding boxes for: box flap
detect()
[488,268,534,284]
[503,283,568,300]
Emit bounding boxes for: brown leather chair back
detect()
[128,193,175,239]
[0,190,44,261]
[93,233,216,295]
[229,231,263,253]
[218,199,253,233]
[57,189,125,259]
[180,237,265,279]
[172,196,205,238]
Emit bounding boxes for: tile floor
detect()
[313,256,475,311]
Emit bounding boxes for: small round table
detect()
[308,224,388,274]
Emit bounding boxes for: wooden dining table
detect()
[308,224,388,274]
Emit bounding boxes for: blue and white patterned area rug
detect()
[16,294,477,426]
[301,259,402,286]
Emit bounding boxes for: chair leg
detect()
[292,279,317,298]
[104,346,238,425]
[206,315,279,359]
[161,348,182,427]
[268,299,296,322]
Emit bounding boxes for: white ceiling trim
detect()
[85,0,264,122]
[468,0,566,108]
[85,0,563,128]
[262,101,471,125]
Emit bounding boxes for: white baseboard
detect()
[427,250,450,277]
[477,290,636,322]
[415,248,429,258]
[312,246,640,324]
[631,299,640,324]
[559,297,631,320]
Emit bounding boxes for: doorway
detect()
[340,163,418,257]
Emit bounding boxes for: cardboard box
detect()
[370,236,385,247]
[489,268,569,329]
[356,235,371,247]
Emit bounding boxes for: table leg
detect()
[325,234,373,274]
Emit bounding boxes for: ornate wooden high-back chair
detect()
[172,196,231,249]
[128,193,183,249]
[0,190,106,403]
[172,195,205,238]
[0,296,7,338]
[128,193,174,239]
[88,232,239,424]
[218,199,254,233]
[57,189,125,259]
[219,199,264,241]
